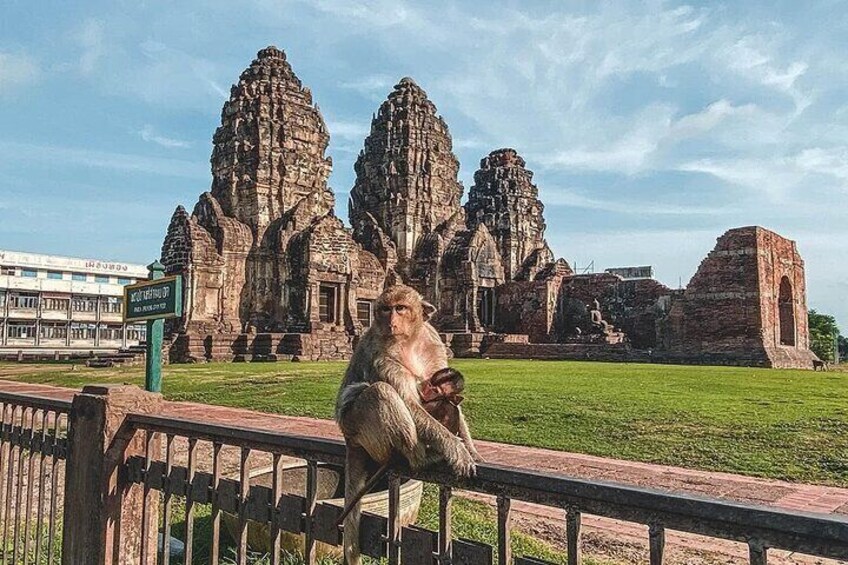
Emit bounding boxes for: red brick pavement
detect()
[3,380,846,563]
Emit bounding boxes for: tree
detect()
[808,309,840,362]
[838,335,847,363]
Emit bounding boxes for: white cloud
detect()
[667,100,758,140]
[0,141,206,179]
[139,125,192,149]
[126,41,224,106]
[206,79,229,99]
[340,75,395,95]
[453,138,490,150]
[325,119,369,141]
[538,133,659,174]
[405,3,814,188]
[679,146,848,198]
[537,100,756,174]
[0,52,40,94]
[795,147,848,183]
[719,36,811,113]
[76,19,106,75]
[679,158,792,197]
[541,187,729,216]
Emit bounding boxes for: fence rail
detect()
[0,391,71,565]
[122,411,848,565]
[1,385,847,565]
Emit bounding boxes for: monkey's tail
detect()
[338,459,392,525]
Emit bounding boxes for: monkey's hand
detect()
[463,439,485,463]
[443,436,477,478]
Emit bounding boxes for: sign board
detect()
[0,249,148,277]
[604,266,654,280]
[123,275,183,322]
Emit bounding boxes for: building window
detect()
[100,297,122,313]
[70,323,97,340]
[21,269,37,278]
[71,296,98,312]
[7,322,36,339]
[10,293,39,309]
[318,284,338,324]
[1,266,16,276]
[357,300,373,328]
[40,323,67,340]
[0,293,5,308]
[42,297,69,311]
[126,324,147,342]
[47,271,63,280]
[72,273,87,282]
[99,325,123,341]
[117,277,133,285]
[94,275,110,284]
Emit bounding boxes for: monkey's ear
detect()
[422,301,437,321]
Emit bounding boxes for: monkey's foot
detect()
[444,439,477,478]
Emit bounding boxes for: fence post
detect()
[61,384,163,565]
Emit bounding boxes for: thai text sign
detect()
[123,276,183,322]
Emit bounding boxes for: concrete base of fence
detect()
[61,384,163,565]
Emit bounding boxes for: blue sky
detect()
[1,1,847,328]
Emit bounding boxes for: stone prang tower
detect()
[161,47,384,361]
[349,77,463,271]
[210,46,334,243]
[465,149,553,281]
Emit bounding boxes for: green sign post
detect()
[123,261,182,392]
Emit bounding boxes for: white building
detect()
[0,249,149,354]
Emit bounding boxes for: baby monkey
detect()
[336,285,480,565]
[419,367,467,435]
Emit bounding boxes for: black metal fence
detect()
[123,412,848,565]
[1,388,847,565]
[0,391,70,564]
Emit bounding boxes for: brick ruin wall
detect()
[665,228,766,359]
[659,227,817,367]
[490,228,818,368]
[494,280,559,343]
[556,274,673,350]
[756,228,811,353]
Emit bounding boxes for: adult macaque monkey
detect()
[336,285,480,565]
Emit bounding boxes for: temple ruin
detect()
[161,47,818,368]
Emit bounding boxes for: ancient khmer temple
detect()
[161,47,818,368]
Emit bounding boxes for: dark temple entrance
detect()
[778,276,795,346]
[476,287,495,328]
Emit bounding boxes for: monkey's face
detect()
[377,300,419,338]
[376,285,424,339]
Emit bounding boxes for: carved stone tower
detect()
[210,45,334,244]
[349,77,463,270]
[465,149,552,280]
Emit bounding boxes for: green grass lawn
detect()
[2,359,847,486]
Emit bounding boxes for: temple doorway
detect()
[476,287,495,328]
[778,276,795,346]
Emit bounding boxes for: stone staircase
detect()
[85,344,147,368]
